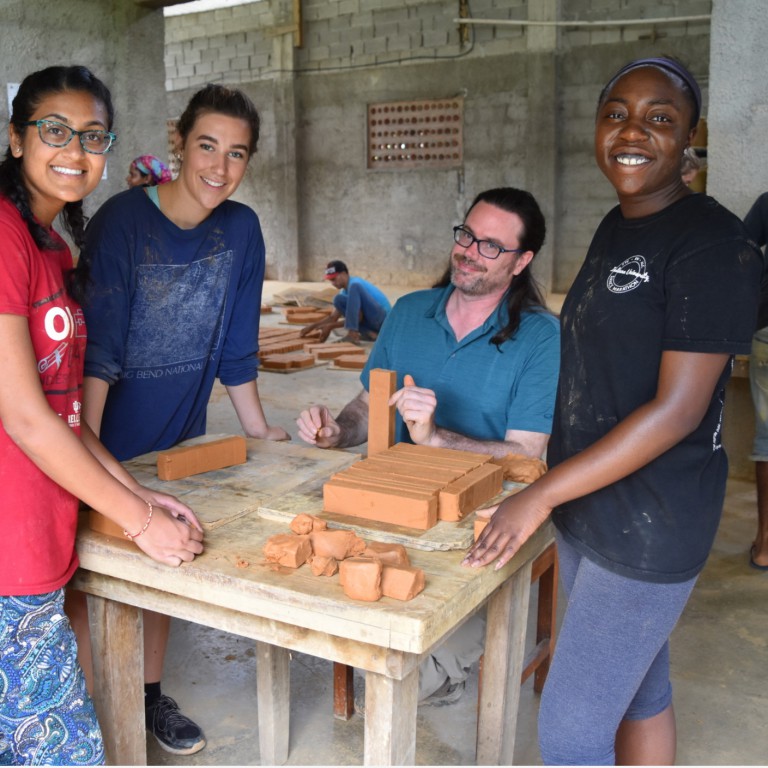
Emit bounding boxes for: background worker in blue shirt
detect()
[300,260,391,343]
[297,187,560,708]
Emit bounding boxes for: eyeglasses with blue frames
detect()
[452,225,524,260]
[21,119,117,155]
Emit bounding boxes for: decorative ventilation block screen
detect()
[367,97,464,171]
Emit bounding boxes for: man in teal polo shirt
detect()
[297,187,560,709]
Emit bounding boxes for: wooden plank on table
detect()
[368,368,397,456]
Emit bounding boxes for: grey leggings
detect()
[538,532,697,765]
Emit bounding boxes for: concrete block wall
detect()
[1,1,168,224]
[163,0,718,290]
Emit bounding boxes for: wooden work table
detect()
[72,437,554,766]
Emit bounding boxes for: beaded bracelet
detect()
[123,500,154,541]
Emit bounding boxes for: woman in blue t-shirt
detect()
[464,57,762,764]
[68,83,290,757]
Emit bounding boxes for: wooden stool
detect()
[331,541,558,719]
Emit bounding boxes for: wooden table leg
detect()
[363,665,419,766]
[87,594,146,766]
[255,641,291,765]
[476,560,533,765]
[333,661,355,720]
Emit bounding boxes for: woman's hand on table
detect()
[463,486,552,570]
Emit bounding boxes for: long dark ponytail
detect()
[434,187,549,348]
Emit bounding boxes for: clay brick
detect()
[339,466,446,493]
[310,344,366,360]
[260,352,315,370]
[323,478,437,530]
[88,510,124,539]
[387,442,492,466]
[263,533,312,568]
[381,564,425,601]
[353,456,464,484]
[334,354,367,370]
[438,463,503,522]
[339,557,382,601]
[157,435,247,481]
[368,368,396,457]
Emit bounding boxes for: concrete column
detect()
[269,31,300,281]
[525,0,560,294]
[708,0,768,218]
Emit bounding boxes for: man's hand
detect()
[297,405,342,448]
[389,374,438,445]
[300,322,330,342]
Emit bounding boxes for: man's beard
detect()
[450,256,505,296]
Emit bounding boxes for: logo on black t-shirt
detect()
[607,255,649,294]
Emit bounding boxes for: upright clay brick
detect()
[157,435,247,480]
[367,368,397,456]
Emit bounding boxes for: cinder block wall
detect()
[165,0,713,291]
[0,0,167,224]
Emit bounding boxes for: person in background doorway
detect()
[299,260,391,343]
[0,64,202,766]
[464,57,762,765]
[743,191,768,570]
[680,146,704,186]
[67,83,289,757]
[298,187,560,709]
[126,153,172,188]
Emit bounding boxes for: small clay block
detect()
[260,305,273,314]
[290,513,328,535]
[309,554,338,577]
[491,453,548,483]
[381,564,425,601]
[335,354,367,370]
[263,533,312,568]
[362,541,410,567]
[157,435,247,481]
[310,529,366,560]
[339,557,382,601]
[323,477,438,530]
[88,509,124,539]
[258,341,306,356]
[286,312,329,324]
[474,517,489,541]
[438,462,503,522]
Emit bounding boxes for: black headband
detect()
[606,57,702,127]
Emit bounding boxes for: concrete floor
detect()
[146,282,768,766]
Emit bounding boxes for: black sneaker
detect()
[145,694,206,755]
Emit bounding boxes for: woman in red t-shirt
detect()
[0,65,204,765]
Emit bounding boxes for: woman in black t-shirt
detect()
[464,57,762,764]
